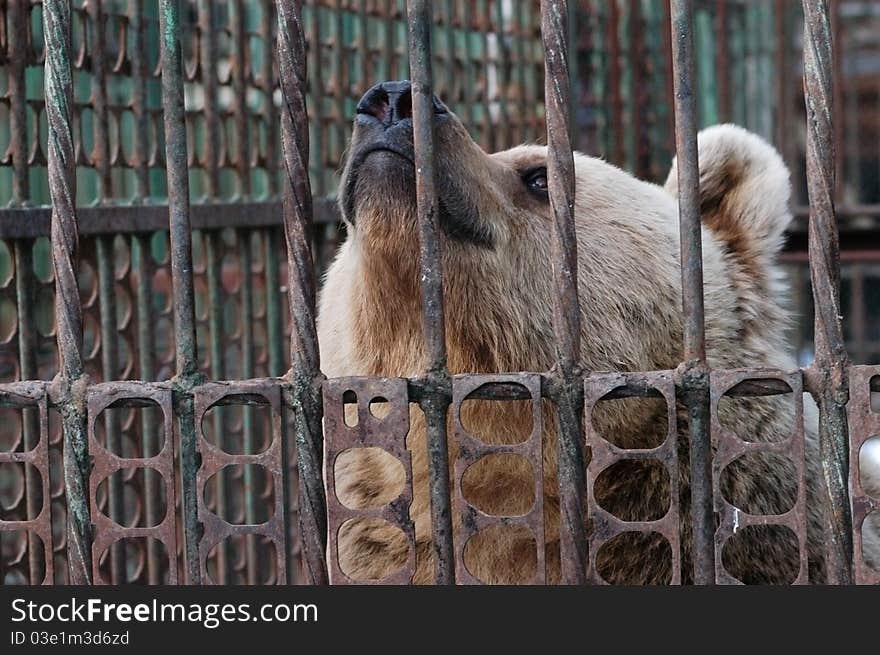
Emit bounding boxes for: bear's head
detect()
[328,79,793,384]
[336,80,592,376]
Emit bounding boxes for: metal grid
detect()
[0,0,876,585]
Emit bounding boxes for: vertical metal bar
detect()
[443,0,456,111]
[513,0,529,144]
[358,0,370,96]
[850,266,866,363]
[262,0,279,199]
[260,0,284,379]
[773,0,787,160]
[662,0,675,159]
[606,0,623,167]
[669,0,715,585]
[43,0,93,585]
[232,0,251,198]
[461,1,478,143]
[629,0,650,178]
[541,0,587,585]
[129,0,150,199]
[258,11,289,580]
[96,237,126,583]
[384,0,396,81]
[716,0,731,124]
[308,0,326,202]
[264,233,284,376]
[89,0,126,583]
[801,0,853,585]
[204,233,229,583]
[198,0,220,199]
[8,0,30,204]
[493,0,511,149]
[407,0,456,585]
[129,0,161,584]
[276,0,328,585]
[240,232,260,583]
[159,0,203,584]
[132,234,162,583]
[9,0,44,585]
[480,0,495,152]
[830,0,844,201]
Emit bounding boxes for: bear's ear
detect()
[664,124,792,273]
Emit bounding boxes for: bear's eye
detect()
[522,167,549,199]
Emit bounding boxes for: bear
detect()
[317,79,874,584]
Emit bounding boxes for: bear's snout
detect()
[340,81,492,249]
[356,80,448,128]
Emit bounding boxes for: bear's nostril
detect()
[391,87,412,121]
[357,85,391,123]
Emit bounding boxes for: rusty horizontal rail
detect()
[0,199,341,238]
[3,367,872,413]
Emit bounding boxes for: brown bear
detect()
[317,80,871,584]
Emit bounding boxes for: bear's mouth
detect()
[341,131,494,249]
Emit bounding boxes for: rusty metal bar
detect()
[232,0,251,198]
[159,0,203,584]
[801,0,853,584]
[276,0,328,585]
[606,0,624,167]
[830,0,844,201]
[261,0,278,199]
[773,0,787,160]
[8,0,44,585]
[662,0,675,158]
[541,0,587,585]
[204,233,230,583]
[198,0,220,200]
[240,233,260,582]
[43,0,93,585]
[129,0,150,198]
[0,199,340,238]
[407,0,456,585]
[88,0,127,583]
[629,0,650,178]
[669,0,714,585]
[494,0,512,149]
[8,0,29,204]
[479,0,495,152]
[132,232,163,584]
[716,0,730,124]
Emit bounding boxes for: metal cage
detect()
[0,0,874,585]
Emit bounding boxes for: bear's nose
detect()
[356,80,447,127]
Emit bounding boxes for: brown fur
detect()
[319,107,828,584]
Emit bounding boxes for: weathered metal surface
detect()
[846,366,880,585]
[158,0,203,585]
[277,0,328,585]
[801,0,853,585]
[0,384,54,585]
[584,371,682,585]
[323,377,416,585]
[710,369,809,585]
[452,374,546,585]
[43,0,93,586]
[669,0,714,585]
[194,380,287,585]
[0,201,342,240]
[87,382,178,584]
[407,0,455,585]
[541,0,587,585]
